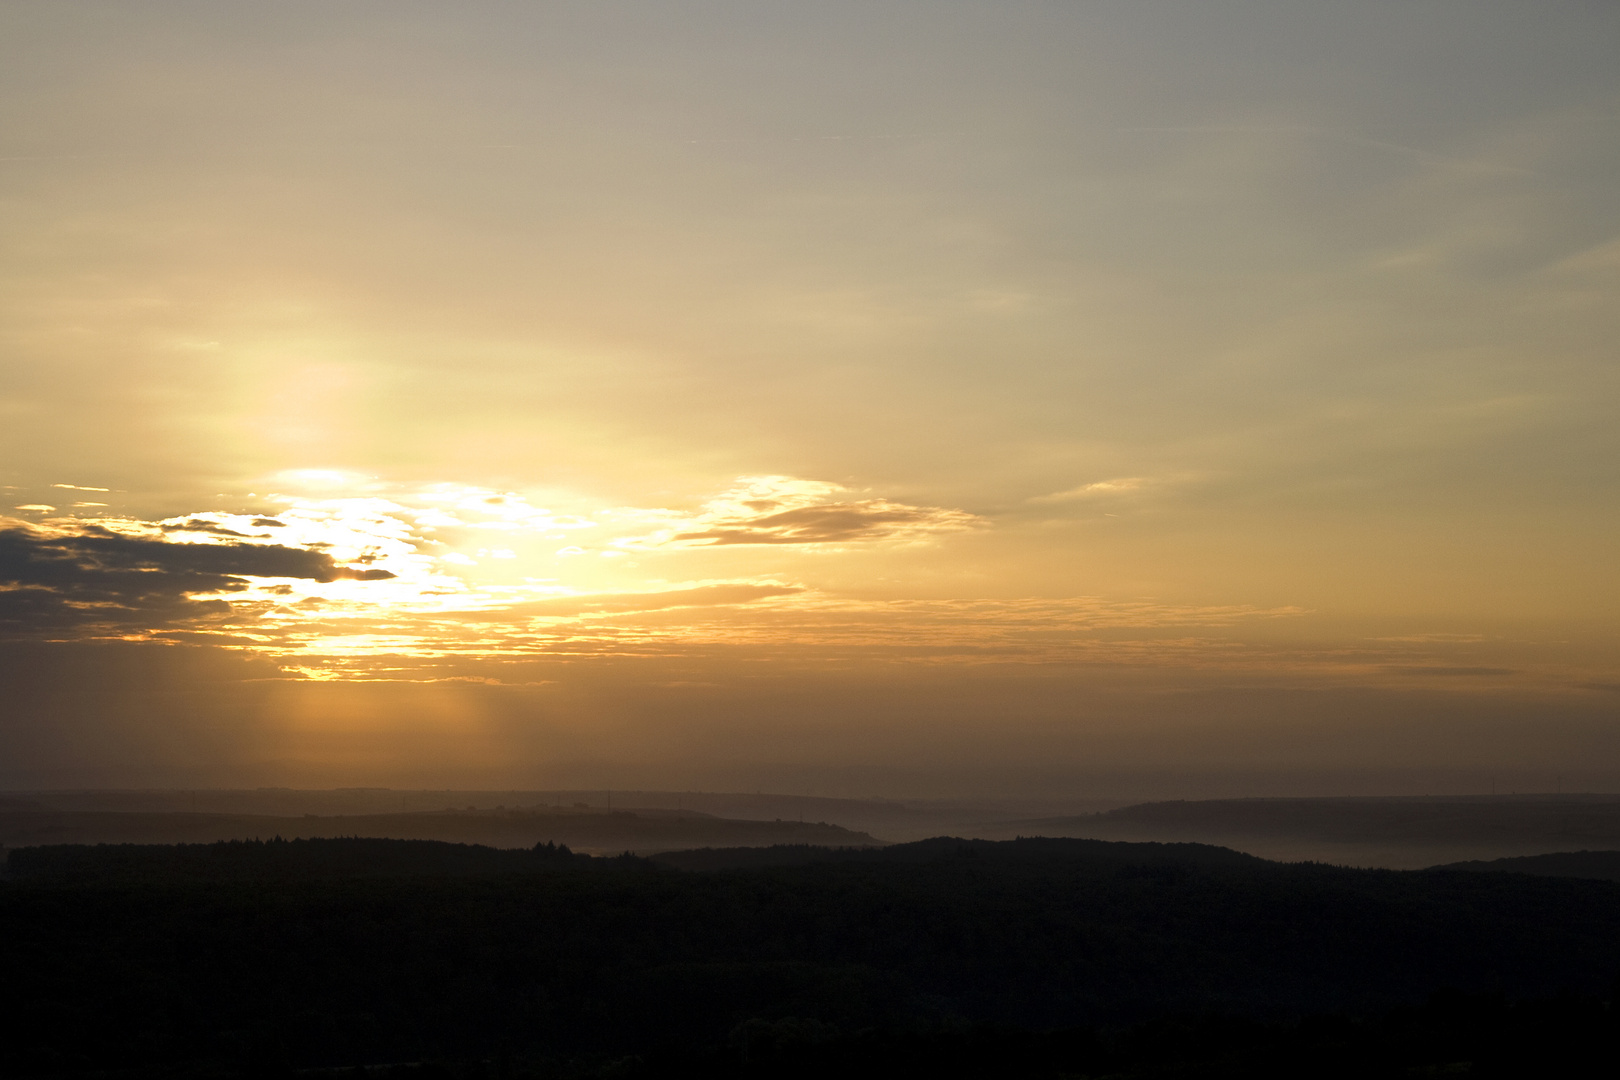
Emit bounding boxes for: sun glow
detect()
[2,470,1594,694]
[0,476,997,670]
[0,474,1337,682]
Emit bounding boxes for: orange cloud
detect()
[614,476,983,549]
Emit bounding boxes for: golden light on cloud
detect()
[6,473,1560,700]
[1030,478,1152,502]
[1,475,1006,676]
[4,465,1427,697]
[610,476,984,549]
[2,448,1612,704]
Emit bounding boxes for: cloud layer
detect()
[0,477,983,655]
[614,477,983,549]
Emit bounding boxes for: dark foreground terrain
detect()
[4,836,1619,1077]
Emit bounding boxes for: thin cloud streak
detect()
[1030,478,1152,503]
[1115,125,1543,177]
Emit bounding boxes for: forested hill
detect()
[2,834,1259,882]
[2,834,1260,882]
[1434,849,1620,882]
[4,835,1620,1076]
[648,834,1266,871]
[3,835,595,883]
[0,805,881,854]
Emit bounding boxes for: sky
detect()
[1,0,1617,796]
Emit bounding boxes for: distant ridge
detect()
[6,834,1269,882]
[4,836,593,882]
[1431,850,1620,882]
[649,835,1268,871]
[0,807,882,855]
[1009,795,1620,846]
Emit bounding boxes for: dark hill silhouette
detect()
[6,835,1263,881]
[5,833,1620,1076]
[0,806,881,854]
[1432,849,1620,882]
[1093,794,1620,844]
[650,835,1267,872]
[4,836,591,883]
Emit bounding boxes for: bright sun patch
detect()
[0,474,1320,681]
[0,477,990,672]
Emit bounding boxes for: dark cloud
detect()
[0,523,393,636]
[162,518,260,537]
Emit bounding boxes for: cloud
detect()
[243,592,1312,677]
[616,476,983,549]
[1029,478,1150,504]
[0,519,393,636]
[458,583,804,621]
[0,474,983,656]
[1382,666,1516,677]
[161,517,275,538]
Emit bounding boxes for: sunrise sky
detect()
[2,1,1617,795]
